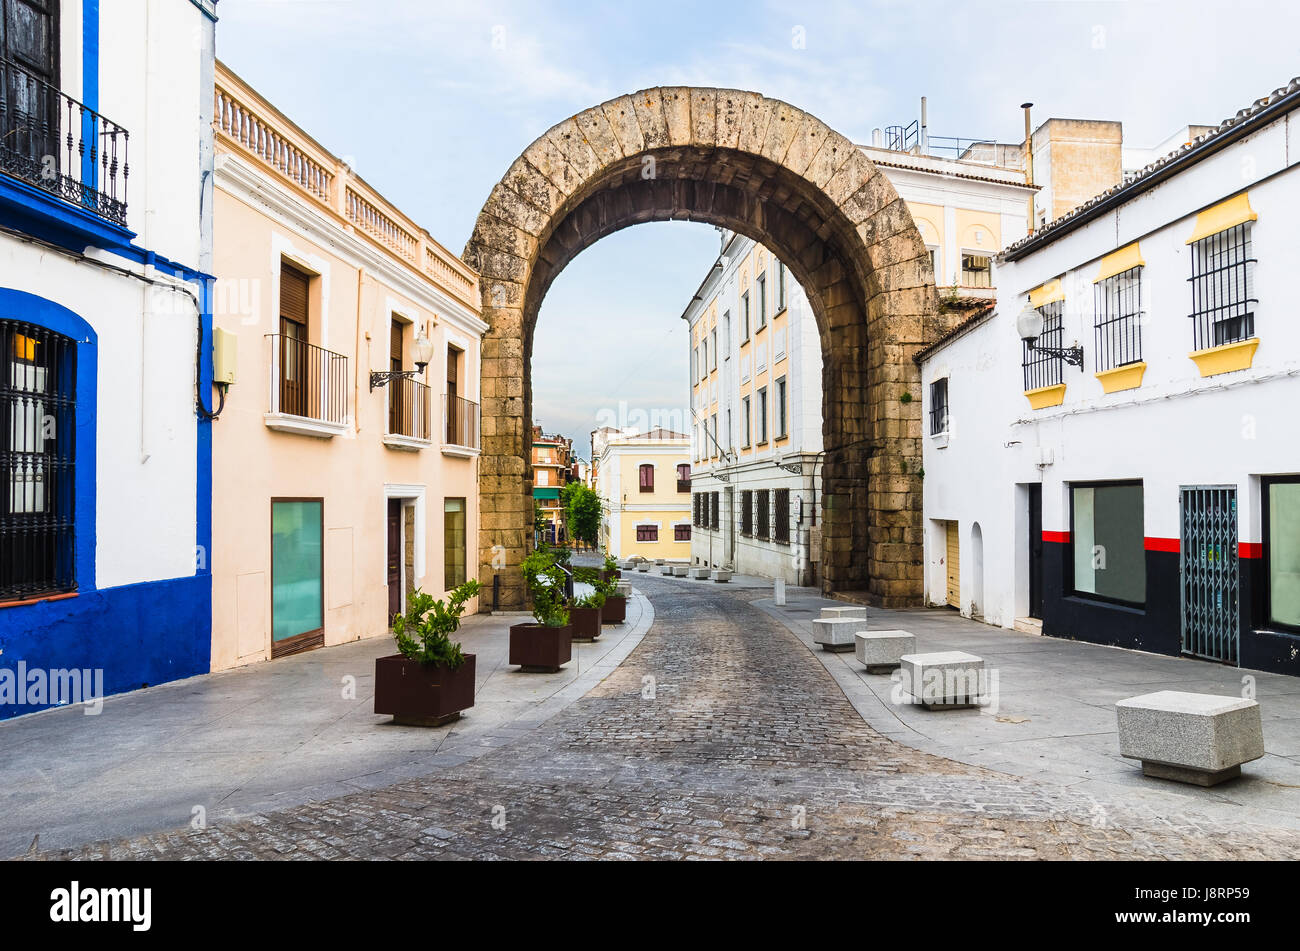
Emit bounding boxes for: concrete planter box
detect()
[373,654,476,726]
[854,630,915,673]
[508,623,572,672]
[899,651,986,709]
[710,570,732,582]
[602,594,627,624]
[569,606,602,641]
[811,617,860,652]
[821,606,866,620]
[1115,691,1265,786]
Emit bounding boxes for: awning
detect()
[1094,242,1145,283]
[1186,192,1256,244]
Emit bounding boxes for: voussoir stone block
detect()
[1115,691,1264,786]
[854,630,915,673]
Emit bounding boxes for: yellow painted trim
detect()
[1186,193,1257,244]
[1094,243,1144,283]
[1094,361,1146,393]
[1189,338,1259,377]
[1024,383,1067,409]
[1029,278,1064,309]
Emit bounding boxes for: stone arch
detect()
[464,88,954,610]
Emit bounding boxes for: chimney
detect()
[1021,102,1034,234]
[871,127,883,148]
[919,96,929,155]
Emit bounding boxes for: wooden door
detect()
[945,520,960,608]
[1,1,60,171]
[446,346,459,444]
[387,499,402,623]
[279,263,310,417]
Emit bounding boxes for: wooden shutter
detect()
[639,464,653,491]
[280,263,310,327]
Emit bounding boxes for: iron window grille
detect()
[929,378,949,435]
[774,489,790,544]
[1,320,76,602]
[710,491,719,531]
[636,524,658,542]
[961,253,992,288]
[674,524,691,542]
[740,489,753,536]
[756,489,770,540]
[1022,300,1065,391]
[1094,266,1143,372]
[1188,222,1256,351]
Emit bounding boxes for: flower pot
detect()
[569,605,602,641]
[602,594,627,624]
[373,653,476,727]
[509,622,573,671]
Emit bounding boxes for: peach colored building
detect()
[209,63,485,670]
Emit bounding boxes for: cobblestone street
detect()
[32,577,1300,861]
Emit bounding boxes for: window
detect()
[1189,222,1256,350]
[1262,476,1300,633]
[774,489,790,544]
[700,338,708,380]
[271,499,324,648]
[741,291,750,341]
[636,524,658,542]
[962,253,992,288]
[278,261,313,418]
[675,524,691,542]
[537,470,549,486]
[676,463,690,492]
[757,387,768,444]
[1,321,76,601]
[1094,267,1143,372]
[638,463,654,492]
[775,377,788,439]
[927,247,940,281]
[929,378,949,435]
[444,498,466,589]
[742,396,751,448]
[775,262,787,313]
[1022,300,1065,391]
[740,490,753,536]
[710,491,719,531]
[710,329,717,370]
[1070,482,1146,606]
[756,273,767,329]
[756,489,770,539]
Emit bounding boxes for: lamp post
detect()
[1016,296,1083,368]
[369,330,435,390]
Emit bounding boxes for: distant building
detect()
[531,426,573,544]
[593,428,691,560]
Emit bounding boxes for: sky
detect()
[214,0,1300,454]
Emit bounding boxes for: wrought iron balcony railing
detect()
[0,56,129,227]
[443,393,480,450]
[388,377,431,441]
[266,334,348,426]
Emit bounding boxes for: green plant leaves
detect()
[390,579,483,667]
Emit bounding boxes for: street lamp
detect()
[369,330,435,390]
[1016,296,1083,368]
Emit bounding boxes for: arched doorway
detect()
[464,87,953,609]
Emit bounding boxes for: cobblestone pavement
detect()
[31,577,1300,860]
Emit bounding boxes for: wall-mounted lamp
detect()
[369,330,434,390]
[1016,296,1083,368]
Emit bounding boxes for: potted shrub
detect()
[599,572,627,625]
[599,553,621,583]
[509,548,573,671]
[374,580,482,727]
[569,591,604,640]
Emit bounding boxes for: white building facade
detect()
[919,77,1300,678]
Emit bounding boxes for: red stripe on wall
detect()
[1042,531,1070,544]
[1240,542,1262,559]
[1144,537,1180,553]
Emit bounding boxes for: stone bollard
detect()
[774,577,786,606]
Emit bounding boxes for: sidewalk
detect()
[752,585,1300,832]
[0,591,654,858]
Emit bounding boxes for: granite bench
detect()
[689,567,711,580]
[855,630,916,673]
[671,565,689,577]
[1115,691,1264,786]
[710,569,732,582]
[899,651,986,709]
[811,617,860,652]
[821,606,867,620]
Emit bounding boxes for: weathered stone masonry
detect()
[464,88,960,609]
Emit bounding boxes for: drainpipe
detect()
[1021,102,1035,234]
[919,96,928,155]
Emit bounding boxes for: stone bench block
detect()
[689,567,711,579]
[1115,691,1264,786]
[899,651,986,709]
[672,565,689,577]
[821,605,867,620]
[660,564,675,575]
[710,570,732,582]
[636,563,650,572]
[811,617,860,652]
[854,630,915,673]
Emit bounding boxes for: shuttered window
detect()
[639,463,654,492]
[280,262,310,330]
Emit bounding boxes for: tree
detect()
[565,484,602,550]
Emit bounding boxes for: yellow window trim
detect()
[1095,361,1146,394]
[1028,278,1065,309]
[1189,338,1259,377]
[1186,193,1257,244]
[1094,243,1144,283]
[1024,383,1066,410]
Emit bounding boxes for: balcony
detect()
[0,56,129,227]
[442,394,480,458]
[384,377,432,451]
[264,334,349,437]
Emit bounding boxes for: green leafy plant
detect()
[521,548,570,627]
[899,391,913,404]
[602,553,618,573]
[573,590,605,610]
[391,579,483,668]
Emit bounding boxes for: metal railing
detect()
[443,393,480,449]
[1094,267,1144,372]
[0,56,129,226]
[1188,223,1256,351]
[388,377,431,441]
[266,334,348,425]
[1022,301,1066,391]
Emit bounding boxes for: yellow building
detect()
[593,428,692,560]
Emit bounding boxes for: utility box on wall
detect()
[213,327,237,384]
